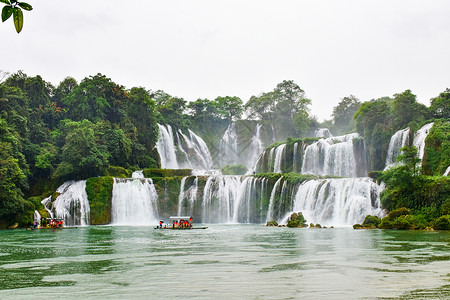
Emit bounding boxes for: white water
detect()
[413,122,434,163]
[315,128,333,138]
[156,124,178,169]
[53,180,90,226]
[248,124,265,169]
[33,210,41,225]
[385,127,411,170]
[41,196,53,218]
[201,176,242,223]
[301,133,361,177]
[281,178,384,227]
[219,123,239,167]
[273,144,286,173]
[266,177,283,222]
[132,170,144,178]
[444,166,450,176]
[177,177,199,216]
[111,178,159,225]
[156,124,213,169]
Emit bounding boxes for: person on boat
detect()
[159,220,163,228]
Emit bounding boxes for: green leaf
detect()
[18,2,32,11]
[1,5,12,22]
[0,0,11,5]
[12,7,22,33]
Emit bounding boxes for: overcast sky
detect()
[2,0,449,121]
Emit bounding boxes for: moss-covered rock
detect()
[143,169,191,178]
[266,220,278,226]
[286,212,307,228]
[86,177,114,225]
[105,166,132,178]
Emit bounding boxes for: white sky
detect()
[2,0,449,121]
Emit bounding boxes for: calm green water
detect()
[0,225,449,299]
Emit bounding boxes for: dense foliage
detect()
[0,69,448,228]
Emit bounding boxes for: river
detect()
[0,225,449,299]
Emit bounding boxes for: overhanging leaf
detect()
[12,7,22,33]
[18,2,32,11]
[1,5,13,22]
[0,0,11,5]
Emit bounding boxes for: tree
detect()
[392,90,429,129]
[245,80,312,138]
[53,120,109,180]
[1,0,33,33]
[430,88,450,119]
[214,96,244,120]
[332,95,361,134]
[62,74,127,124]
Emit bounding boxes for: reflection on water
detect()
[0,226,449,299]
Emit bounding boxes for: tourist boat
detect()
[154,216,207,230]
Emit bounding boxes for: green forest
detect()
[0,70,449,228]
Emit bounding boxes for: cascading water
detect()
[177,176,199,216]
[219,123,239,167]
[314,128,333,138]
[413,122,434,163]
[266,177,283,222]
[301,133,363,177]
[385,127,411,170]
[202,176,242,223]
[33,210,41,225]
[188,129,214,169]
[53,181,90,226]
[41,196,53,218]
[444,166,450,176]
[248,124,265,169]
[282,178,384,227]
[111,178,159,225]
[293,142,298,173]
[201,175,267,224]
[132,170,145,178]
[273,144,287,173]
[156,123,213,169]
[156,124,178,169]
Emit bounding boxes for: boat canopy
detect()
[169,216,192,220]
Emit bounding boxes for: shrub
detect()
[286,212,307,228]
[434,215,450,230]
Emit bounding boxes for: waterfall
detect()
[385,128,411,170]
[177,176,198,216]
[41,196,53,218]
[284,177,384,227]
[111,178,159,225]
[156,123,213,169]
[201,176,242,223]
[413,122,434,162]
[248,124,265,168]
[273,144,287,173]
[444,166,450,176]
[132,170,144,178]
[266,177,283,222]
[156,124,178,169]
[219,123,239,167]
[53,181,90,226]
[188,129,214,169]
[293,142,298,173]
[314,128,333,138]
[33,210,41,225]
[301,133,362,177]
